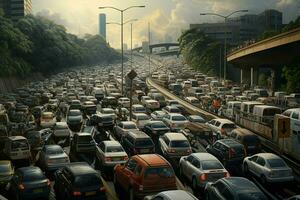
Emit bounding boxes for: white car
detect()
[95,141,128,168]
[243,153,294,184]
[118,97,130,108]
[141,96,151,106]
[145,99,160,111]
[163,113,188,131]
[100,108,117,120]
[132,113,151,129]
[132,104,147,114]
[113,121,139,140]
[205,118,236,138]
[151,110,167,120]
[179,153,229,189]
[38,145,70,172]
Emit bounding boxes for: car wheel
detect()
[192,177,198,190]
[129,188,135,200]
[243,163,249,175]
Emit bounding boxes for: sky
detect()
[32,0,300,48]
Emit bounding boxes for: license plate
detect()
[33,188,43,193]
[112,157,121,161]
[86,191,96,196]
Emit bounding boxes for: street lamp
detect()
[99,6,145,95]
[200,9,248,80]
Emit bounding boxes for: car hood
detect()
[104,152,127,157]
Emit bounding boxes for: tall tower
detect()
[0,0,32,21]
[99,13,106,39]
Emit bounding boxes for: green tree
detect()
[282,64,300,93]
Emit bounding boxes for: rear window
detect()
[144,167,174,179]
[11,140,29,149]
[23,170,44,181]
[74,174,102,187]
[137,115,150,120]
[0,164,11,173]
[135,107,146,112]
[123,124,137,129]
[106,146,124,153]
[201,161,223,170]
[268,159,286,168]
[152,123,168,129]
[172,115,186,121]
[170,140,190,148]
[46,147,64,154]
[135,139,153,147]
[243,135,260,145]
[77,136,93,144]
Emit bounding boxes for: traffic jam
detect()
[0,55,300,200]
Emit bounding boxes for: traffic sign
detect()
[278,117,290,138]
[127,69,137,80]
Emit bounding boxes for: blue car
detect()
[10,166,50,200]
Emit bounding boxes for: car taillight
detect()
[100,187,106,192]
[167,148,176,153]
[229,148,236,158]
[224,172,230,178]
[73,191,82,196]
[105,157,112,162]
[18,184,25,190]
[47,179,51,186]
[139,185,143,191]
[199,174,208,181]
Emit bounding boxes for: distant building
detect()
[190,9,283,46]
[0,0,32,21]
[99,13,106,39]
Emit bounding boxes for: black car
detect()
[142,121,170,138]
[10,166,51,200]
[121,130,155,156]
[54,162,107,200]
[24,129,52,150]
[101,97,117,109]
[205,177,267,200]
[206,139,246,168]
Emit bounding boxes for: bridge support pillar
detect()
[240,69,243,84]
[250,67,258,88]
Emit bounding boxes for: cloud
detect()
[32,0,300,48]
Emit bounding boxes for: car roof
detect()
[135,154,170,167]
[192,153,219,161]
[121,121,136,125]
[169,113,184,117]
[159,190,197,200]
[75,132,91,136]
[255,153,282,160]
[66,163,96,176]
[218,139,243,147]
[102,140,121,146]
[222,177,259,192]
[164,132,187,140]
[8,136,26,141]
[0,160,11,165]
[18,166,42,174]
[128,130,149,138]
[44,144,62,150]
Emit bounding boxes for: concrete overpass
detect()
[133,43,179,53]
[227,27,300,87]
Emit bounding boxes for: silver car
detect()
[95,141,128,168]
[38,145,70,172]
[243,153,294,184]
[144,190,198,200]
[113,121,138,140]
[179,153,229,189]
[159,132,191,159]
[163,113,188,131]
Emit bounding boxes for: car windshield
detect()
[69,111,81,116]
[123,124,137,129]
[170,140,190,148]
[268,159,287,168]
[23,170,44,182]
[135,139,153,147]
[11,140,28,149]
[171,115,186,121]
[137,115,150,120]
[46,147,64,154]
[152,123,167,129]
[74,174,102,187]
[144,167,174,179]
[106,146,124,152]
[136,107,146,111]
[0,164,11,173]
[201,160,223,170]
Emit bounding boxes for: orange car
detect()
[114,154,177,199]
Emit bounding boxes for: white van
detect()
[3,136,31,163]
[253,105,281,123]
[223,101,241,120]
[240,101,264,114]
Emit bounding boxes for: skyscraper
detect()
[0,0,32,21]
[99,13,106,39]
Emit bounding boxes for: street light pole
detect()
[131,23,133,69]
[99,6,145,95]
[200,9,248,81]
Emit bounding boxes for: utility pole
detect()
[148,22,151,76]
[131,23,133,69]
